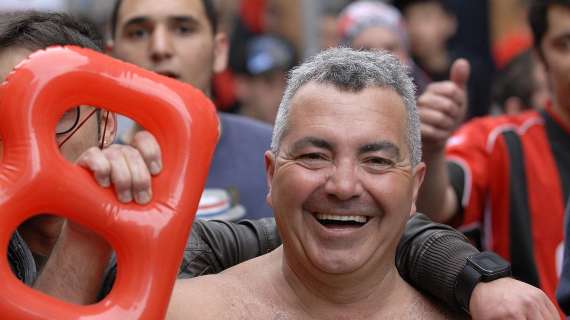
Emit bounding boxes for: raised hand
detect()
[418,58,470,154]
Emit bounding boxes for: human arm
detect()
[397,213,559,319]
[32,221,112,304]
[178,213,556,318]
[470,278,559,320]
[178,218,280,278]
[416,59,469,223]
[94,218,282,300]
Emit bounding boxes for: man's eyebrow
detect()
[359,141,401,159]
[123,15,199,27]
[170,16,200,25]
[291,137,333,152]
[123,16,148,28]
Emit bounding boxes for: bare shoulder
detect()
[166,250,284,320]
[166,274,238,320]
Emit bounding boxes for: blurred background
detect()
[0,0,540,120]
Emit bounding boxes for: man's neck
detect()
[278,247,413,319]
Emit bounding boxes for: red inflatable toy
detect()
[0,46,219,319]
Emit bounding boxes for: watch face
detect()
[470,252,510,275]
[478,256,499,271]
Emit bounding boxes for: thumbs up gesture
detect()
[418,58,470,154]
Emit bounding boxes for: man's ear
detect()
[410,162,426,216]
[212,32,229,74]
[264,150,276,208]
[99,110,118,148]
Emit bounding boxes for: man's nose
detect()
[149,25,173,63]
[324,160,363,201]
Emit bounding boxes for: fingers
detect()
[450,58,470,89]
[539,293,560,320]
[120,145,152,204]
[420,81,466,109]
[77,147,111,187]
[418,100,457,129]
[131,130,162,175]
[76,145,153,205]
[103,145,135,203]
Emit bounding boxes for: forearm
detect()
[33,223,111,304]
[396,213,479,310]
[417,150,458,222]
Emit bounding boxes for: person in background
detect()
[417,0,570,315]
[491,49,549,115]
[393,0,491,120]
[233,34,296,125]
[337,0,431,94]
[109,0,274,221]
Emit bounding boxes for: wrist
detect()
[455,251,511,313]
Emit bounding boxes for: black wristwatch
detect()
[455,251,511,313]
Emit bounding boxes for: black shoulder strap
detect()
[502,130,541,287]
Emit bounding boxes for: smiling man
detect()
[166,48,463,319]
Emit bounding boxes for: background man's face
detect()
[351,26,408,63]
[404,2,456,58]
[0,47,99,162]
[112,0,227,94]
[541,4,570,112]
[265,82,424,276]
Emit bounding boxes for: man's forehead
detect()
[286,82,408,136]
[118,0,207,24]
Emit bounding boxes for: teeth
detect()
[315,213,367,223]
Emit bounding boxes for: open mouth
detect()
[314,213,370,228]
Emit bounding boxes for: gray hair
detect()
[271,47,422,167]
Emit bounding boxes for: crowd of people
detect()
[1,0,570,318]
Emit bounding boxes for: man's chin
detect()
[306,247,370,275]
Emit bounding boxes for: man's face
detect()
[235,71,287,124]
[111,0,228,94]
[541,4,570,114]
[265,82,425,275]
[351,26,409,63]
[404,2,456,58]
[0,47,99,162]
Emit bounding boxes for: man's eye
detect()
[364,157,393,167]
[175,25,193,35]
[126,28,148,40]
[298,153,327,162]
[554,36,570,51]
[562,38,570,51]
